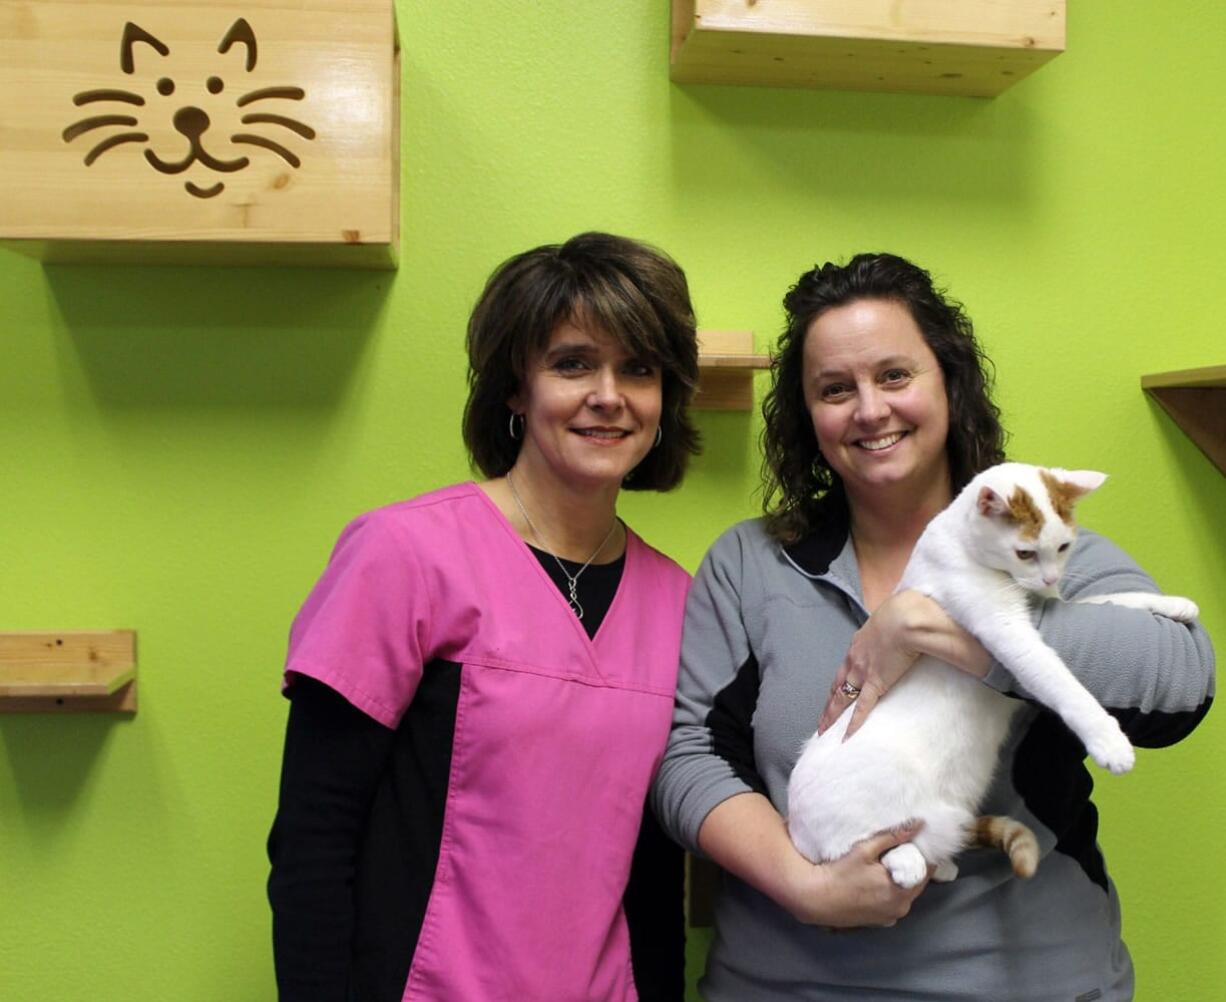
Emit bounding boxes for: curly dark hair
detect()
[462,232,700,491]
[761,253,1006,542]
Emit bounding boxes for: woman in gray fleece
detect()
[653,253,1214,1001]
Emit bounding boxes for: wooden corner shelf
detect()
[0,631,137,714]
[697,330,770,410]
[670,0,1065,98]
[1142,366,1226,477]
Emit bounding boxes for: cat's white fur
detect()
[786,462,1199,888]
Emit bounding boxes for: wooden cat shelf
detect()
[0,1,399,268]
[0,631,137,714]
[1141,366,1226,477]
[697,330,770,410]
[671,0,1065,98]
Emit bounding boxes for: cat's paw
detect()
[881,844,928,889]
[932,860,959,883]
[1084,719,1135,774]
[1150,595,1200,622]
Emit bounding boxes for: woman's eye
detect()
[882,368,910,385]
[1015,549,1037,562]
[820,384,850,401]
[624,360,656,378]
[553,357,588,373]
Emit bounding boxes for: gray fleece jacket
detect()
[654,516,1214,1002]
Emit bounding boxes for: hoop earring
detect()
[508,412,524,440]
[653,426,663,449]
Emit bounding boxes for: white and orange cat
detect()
[786,462,1199,887]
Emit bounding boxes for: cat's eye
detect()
[1058,542,1070,553]
[157,77,175,96]
[1015,549,1036,561]
[207,76,224,95]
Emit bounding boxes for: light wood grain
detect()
[0,630,137,713]
[672,0,1065,98]
[0,1,398,267]
[696,330,770,410]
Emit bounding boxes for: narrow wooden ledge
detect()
[696,330,771,410]
[1141,365,1226,477]
[0,631,137,714]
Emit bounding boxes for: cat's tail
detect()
[972,815,1039,878]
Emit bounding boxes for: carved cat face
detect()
[63,19,314,199]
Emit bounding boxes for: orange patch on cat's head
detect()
[1006,486,1045,540]
[1040,470,1083,525]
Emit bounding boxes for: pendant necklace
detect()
[506,470,618,621]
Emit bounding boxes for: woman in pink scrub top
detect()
[268,232,701,1002]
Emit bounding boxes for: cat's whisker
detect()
[236,86,305,107]
[240,113,315,140]
[63,114,140,143]
[83,132,149,166]
[230,133,300,167]
[73,89,145,107]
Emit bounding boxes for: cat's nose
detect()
[173,106,211,140]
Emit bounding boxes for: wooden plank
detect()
[672,0,1065,98]
[1141,365,1226,390]
[0,630,138,713]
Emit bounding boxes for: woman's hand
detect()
[818,590,992,738]
[697,794,927,931]
[779,825,929,929]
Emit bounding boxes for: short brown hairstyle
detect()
[463,232,701,491]
[762,253,1006,541]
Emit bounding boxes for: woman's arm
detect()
[1000,531,1214,746]
[267,677,394,1001]
[623,805,686,1002]
[819,532,1215,745]
[818,590,991,737]
[698,793,925,928]
[653,523,927,930]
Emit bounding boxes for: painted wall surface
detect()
[1,2,1222,1000]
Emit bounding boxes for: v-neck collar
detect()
[468,482,635,674]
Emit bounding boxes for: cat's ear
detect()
[120,22,169,74]
[218,18,258,72]
[977,486,1009,517]
[1047,469,1107,499]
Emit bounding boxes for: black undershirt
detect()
[268,544,685,1001]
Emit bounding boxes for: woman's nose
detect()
[587,368,622,408]
[854,386,889,423]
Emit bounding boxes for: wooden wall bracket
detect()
[696,330,770,411]
[0,631,137,714]
[1141,366,1226,477]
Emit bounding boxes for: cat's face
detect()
[63,19,314,200]
[969,466,1107,596]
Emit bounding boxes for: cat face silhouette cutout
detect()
[63,19,315,199]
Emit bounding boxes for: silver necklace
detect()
[506,470,618,621]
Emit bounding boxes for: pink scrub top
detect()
[284,483,690,1001]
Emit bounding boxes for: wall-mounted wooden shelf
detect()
[696,330,770,410]
[670,0,1065,98]
[0,631,137,713]
[0,2,399,269]
[1142,366,1226,477]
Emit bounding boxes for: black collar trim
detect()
[781,500,850,578]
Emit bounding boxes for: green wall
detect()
[2,2,1223,999]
